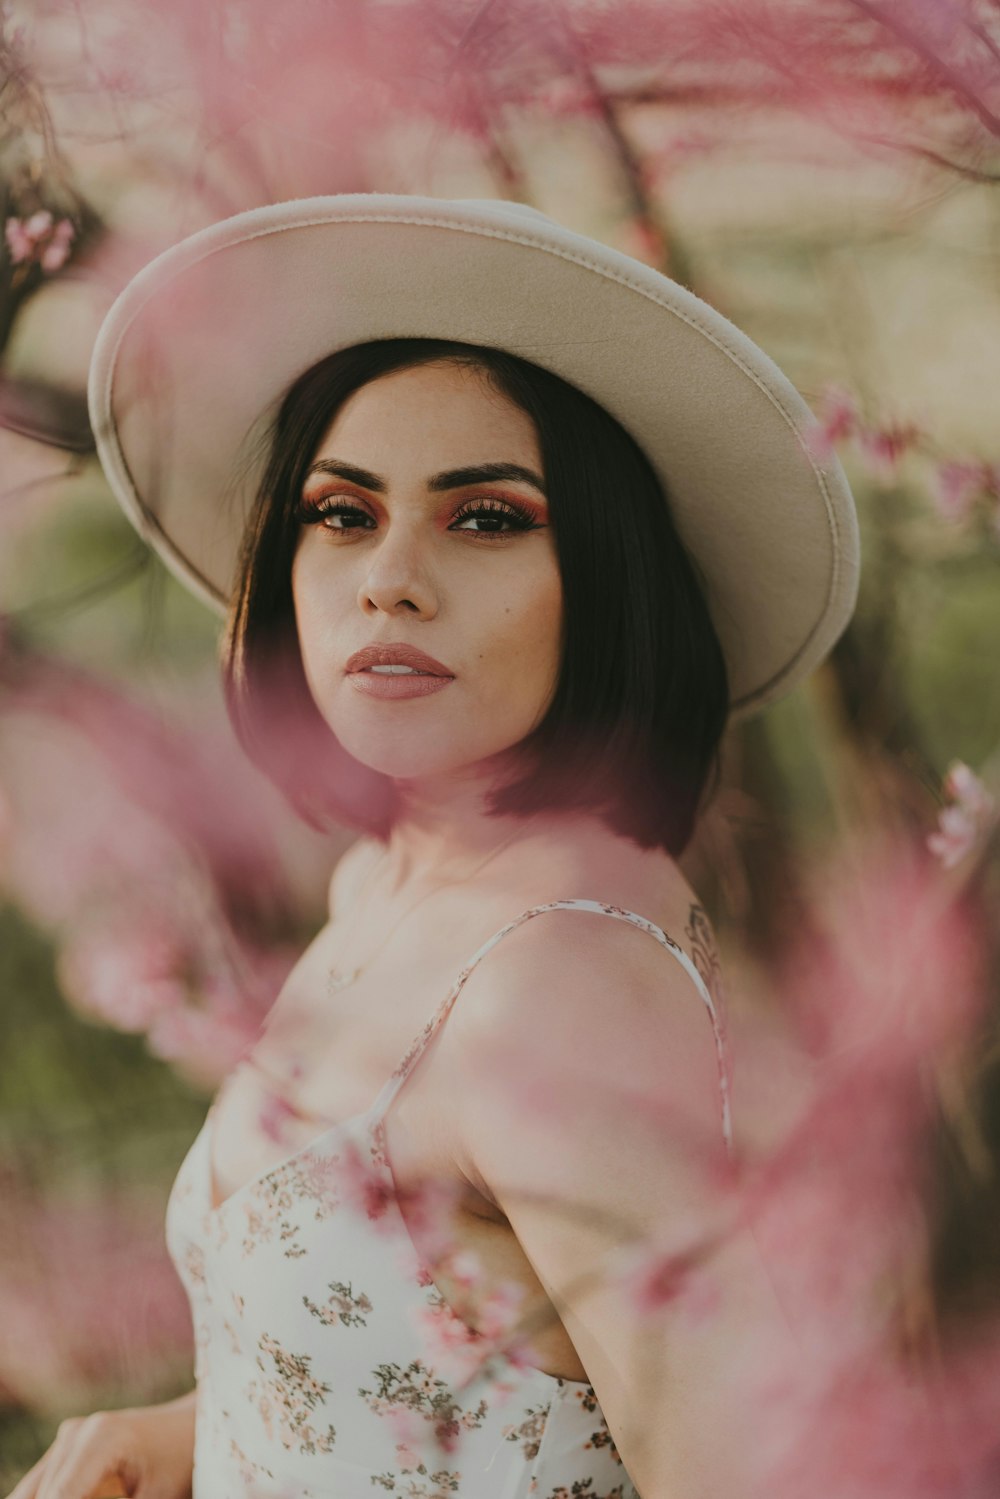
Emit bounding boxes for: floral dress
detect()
[165,898,733,1498]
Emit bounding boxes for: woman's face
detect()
[291,359,563,783]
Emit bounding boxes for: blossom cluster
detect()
[927,760,998,869]
[810,384,1000,536]
[4,211,76,273]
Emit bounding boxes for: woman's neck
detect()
[382,776,609,897]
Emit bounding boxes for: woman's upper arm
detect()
[447,910,797,1496]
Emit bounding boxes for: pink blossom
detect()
[787,840,985,1064]
[23,210,54,238]
[385,1406,424,1453]
[39,217,76,271]
[928,803,983,868]
[929,459,989,523]
[474,1280,527,1343]
[944,760,996,818]
[393,1439,423,1471]
[807,384,859,461]
[928,760,997,867]
[530,78,601,120]
[57,921,188,1033]
[255,1086,301,1146]
[0,1179,193,1412]
[414,1262,528,1376]
[393,1173,465,1266]
[4,211,75,271]
[618,216,666,266]
[857,421,920,483]
[337,1136,396,1222]
[4,218,35,263]
[446,1249,484,1291]
[146,1001,259,1086]
[615,1227,723,1325]
[413,1297,491,1385]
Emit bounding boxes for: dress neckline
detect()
[195,1077,593,1393]
[202,895,731,1217]
[201,1074,396,1218]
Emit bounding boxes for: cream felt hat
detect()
[87,192,859,717]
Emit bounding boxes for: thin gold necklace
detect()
[326,813,544,997]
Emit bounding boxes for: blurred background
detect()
[2,0,999,1489]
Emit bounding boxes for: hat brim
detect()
[87,193,859,717]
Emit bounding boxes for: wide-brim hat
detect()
[87,193,860,717]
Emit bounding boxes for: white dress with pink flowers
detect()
[164,898,733,1499]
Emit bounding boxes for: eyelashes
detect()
[293,494,544,539]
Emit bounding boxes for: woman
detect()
[13,195,858,1499]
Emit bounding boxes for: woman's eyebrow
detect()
[305,458,547,496]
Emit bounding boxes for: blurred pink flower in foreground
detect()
[929,460,999,524]
[0,642,332,1088]
[615,1213,724,1325]
[0,1175,193,1413]
[856,421,921,484]
[808,384,860,461]
[810,385,1000,530]
[413,1260,530,1388]
[722,842,997,1495]
[57,914,189,1033]
[809,385,917,482]
[4,211,76,271]
[928,761,998,869]
[144,982,263,1089]
[459,828,999,1492]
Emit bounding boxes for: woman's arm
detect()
[447,910,800,1498]
[8,1389,197,1499]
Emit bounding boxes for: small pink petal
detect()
[39,240,71,272]
[927,805,977,868]
[448,1249,483,1289]
[857,423,919,482]
[619,216,666,265]
[945,760,995,818]
[24,209,53,240]
[256,1088,299,1144]
[337,1137,394,1222]
[929,460,986,522]
[807,384,859,461]
[4,219,32,263]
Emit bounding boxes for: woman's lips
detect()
[345,642,453,674]
[348,671,455,700]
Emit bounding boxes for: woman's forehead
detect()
[310,362,543,473]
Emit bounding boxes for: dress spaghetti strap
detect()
[375,897,734,1158]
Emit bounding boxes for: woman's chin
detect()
[331,727,516,787]
[333,735,473,783]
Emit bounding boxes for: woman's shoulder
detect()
[448,857,731,1188]
[460,844,723,1032]
[514,843,719,986]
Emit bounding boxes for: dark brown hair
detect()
[221,338,729,855]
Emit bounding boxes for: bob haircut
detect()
[221,337,729,857]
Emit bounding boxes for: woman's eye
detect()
[449,498,541,535]
[294,495,542,538]
[295,500,373,531]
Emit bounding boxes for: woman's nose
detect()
[356,524,439,617]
